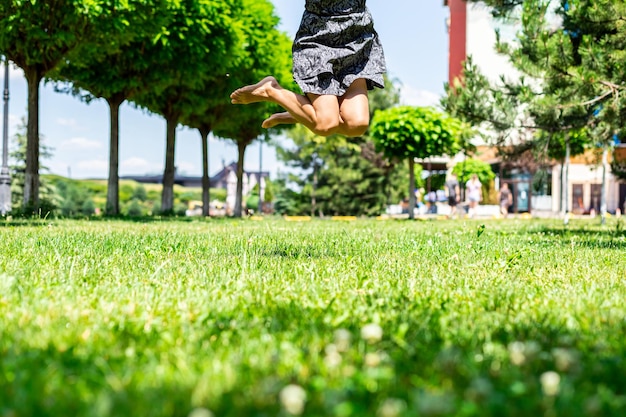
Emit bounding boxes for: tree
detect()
[132,0,245,214]
[9,118,55,213]
[0,0,135,210]
[444,0,623,221]
[132,184,148,202]
[51,0,172,215]
[275,75,404,217]
[211,0,293,218]
[276,124,353,217]
[213,111,270,218]
[370,106,463,219]
[451,158,496,203]
[276,124,410,217]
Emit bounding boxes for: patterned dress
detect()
[292,0,386,96]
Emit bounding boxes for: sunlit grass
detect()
[1,218,625,417]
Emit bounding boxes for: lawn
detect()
[0,218,625,417]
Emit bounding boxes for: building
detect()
[122,162,269,213]
[444,0,626,214]
[209,162,268,212]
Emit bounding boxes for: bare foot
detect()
[230,76,278,104]
[262,112,297,129]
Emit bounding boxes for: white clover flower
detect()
[365,352,382,367]
[324,351,342,368]
[540,371,561,396]
[361,323,383,344]
[334,329,352,352]
[187,407,214,417]
[279,384,307,415]
[324,344,342,368]
[0,274,16,292]
[553,348,578,372]
[508,341,526,366]
[377,398,406,417]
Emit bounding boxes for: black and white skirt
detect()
[292,0,387,96]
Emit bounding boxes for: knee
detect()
[313,114,340,137]
[343,114,370,137]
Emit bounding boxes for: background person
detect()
[445,173,460,218]
[498,182,513,218]
[465,174,482,218]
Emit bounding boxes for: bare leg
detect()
[231,76,340,136]
[262,112,297,129]
[231,77,372,137]
[336,79,370,137]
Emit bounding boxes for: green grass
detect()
[1,218,625,417]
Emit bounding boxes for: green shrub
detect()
[126,199,144,217]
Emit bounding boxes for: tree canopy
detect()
[447,0,626,148]
[0,0,141,210]
[130,0,245,213]
[370,106,463,218]
[51,0,171,215]
[210,0,293,217]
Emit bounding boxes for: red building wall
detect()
[447,0,467,85]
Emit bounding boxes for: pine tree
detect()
[9,118,56,213]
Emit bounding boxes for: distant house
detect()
[121,162,269,212]
[464,145,626,215]
[443,1,626,215]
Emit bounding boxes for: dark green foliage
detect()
[132,185,148,202]
[370,106,463,160]
[52,178,98,218]
[452,158,496,185]
[125,198,144,217]
[272,176,306,216]
[80,198,95,216]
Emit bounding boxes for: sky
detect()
[2,0,451,180]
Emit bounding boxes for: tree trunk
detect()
[560,160,565,215]
[105,95,124,215]
[234,141,246,218]
[563,140,571,225]
[408,158,416,220]
[312,160,318,217]
[23,67,42,210]
[601,144,608,225]
[258,141,263,214]
[161,115,178,213]
[199,127,211,217]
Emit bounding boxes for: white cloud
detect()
[176,161,195,174]
[122,157,152,170]
[120,157,162,176]
[400,85,441,107]
[57,118,79,128]
[77,159,109,170]
[72,159,109,178]
[3,62,23,80]
[8,114,21,131]
[61,137,102,149]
